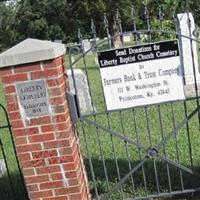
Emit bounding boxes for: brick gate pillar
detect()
[0,39,90,200]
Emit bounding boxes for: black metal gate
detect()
[0,104,29,200]
[68,7,200,200]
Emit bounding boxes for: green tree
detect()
[0,1,19,51]
[1,0,200,51]
[15,0,67,42]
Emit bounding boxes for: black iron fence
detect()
[0,104,28,200]
[68,5,200,200]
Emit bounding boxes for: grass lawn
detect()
[0,84,28,199]
[67,38,200,200]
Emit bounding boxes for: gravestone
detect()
[123,34,131,43]
[0,159,6,178]
[177,12,200,97]
[82,39,92,54]
[90,38,99,52]
[71,56,76,68]
[90,39,96,52]
[103,36,112,47]
[94,56,99,65]
[66,69,93,115]
[54,40,62,44]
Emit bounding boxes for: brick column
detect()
[0,39,90,200]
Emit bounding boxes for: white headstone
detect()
[123,35,131,43]
[94,56,99,65]
[54,40,63,44]
[177,13,200,85]
[66,69,94,115]
[103,36,112,47]
[90,39,96,52]
[71,56,76,68]
[0,159,6,178]
[82,39,92,54]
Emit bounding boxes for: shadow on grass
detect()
[84,158,200,200]
[0,172,28,200]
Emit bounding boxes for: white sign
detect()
[98,40,185,111]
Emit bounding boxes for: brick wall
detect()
[0,56,90,200]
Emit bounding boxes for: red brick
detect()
[44,196,68,200]
[58,141,77,156]
[55,186,80,196]
[50,96,66,105]
[27,184,39,192]
[29,133,54,143]
[55,124,74,139]
[13,127,39,137]
[15,136,27,146]
[48,81,66,94]
[68,178,79,187]
[14,63,41,73]
[63,163,77,172]
[48,87,64,97]
[22,159,46,168]
[76,170,85,186]
[36,165,61,175]
[66,169,82,186]
[18,153,31,161]
[52,104,66,114]
[0,67,13,76]
[50,173,63,181]
[31,68,63,79]
[81,190,90,200]
[25,116,52,126]
[55,130,72,140]
[9,111,21,120]
[44,139,71,149]
[11,119,24,128]
[5,94,18,103]
[66,153,79,170]
[53,113,68,123]
[7,102,19,112]
[65,171,78,179]
[41,124,54,133]
[32,149,57,159]
[23,168,35,176]
[29,190,53,199]
[40,180,64,190]
[4,85,16,94]
[1,73,28,84]
[55,122,70,132]
[25,175,49,184]
[43,57,63,69]
[47,68,63,76]
[17,143,42,153]
[68,193,82,200]
[47,76,65,88]
[48,155,76,165]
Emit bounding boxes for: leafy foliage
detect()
[0,0,200,51]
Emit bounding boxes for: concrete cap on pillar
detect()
[0,38,66,68]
